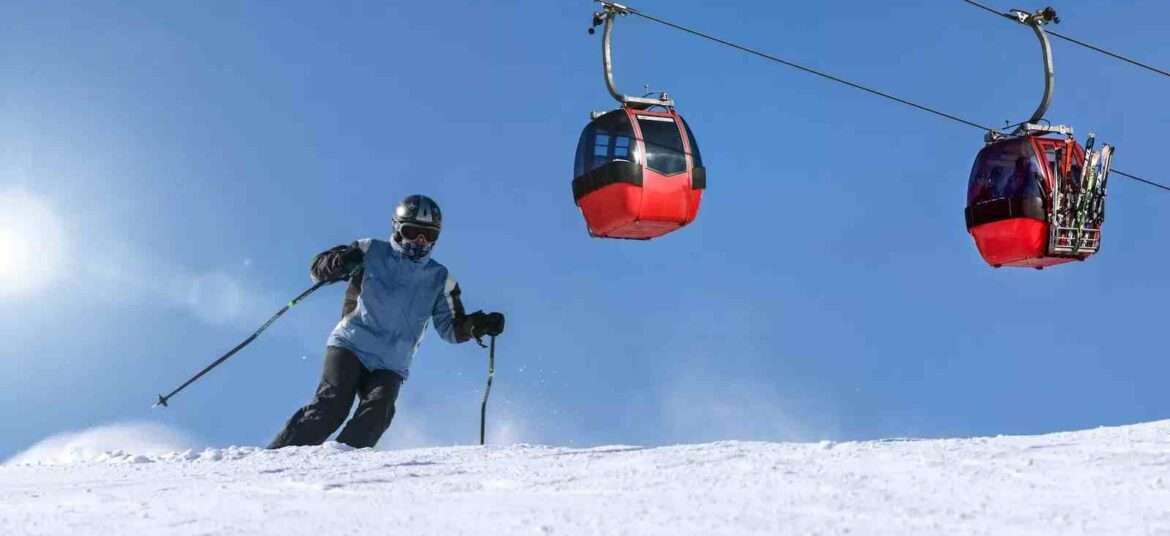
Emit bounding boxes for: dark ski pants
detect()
[268,346,403,449]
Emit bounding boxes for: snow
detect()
[3,421,1169,535]
[3,423,197,466]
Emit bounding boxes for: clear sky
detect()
[2,0,1167,459]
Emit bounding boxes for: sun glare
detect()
[0,228,32,282]
[0,189,67,297]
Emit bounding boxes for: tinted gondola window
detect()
[967,140,1045,205]
[681,117,703,168]
[574,111,635,178]
[637,116,687,175]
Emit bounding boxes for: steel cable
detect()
[600,2,1170,193]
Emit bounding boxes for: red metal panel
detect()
[638,169,692,223]
[577,181,697,239]
[578,182,643,237]
[970,218,1048,267]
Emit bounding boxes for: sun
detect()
[0,189,67,297]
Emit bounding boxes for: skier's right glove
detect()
[465,311,506,340]
[310,244,365,283]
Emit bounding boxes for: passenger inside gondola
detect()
[968,142,1045,205]
[1008,156,1043,198]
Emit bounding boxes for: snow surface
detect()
[3,421,1169,535]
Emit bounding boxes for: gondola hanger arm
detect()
[1010,6,1060,131]
[590,0,674,109]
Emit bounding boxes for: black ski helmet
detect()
[392,194,442,259]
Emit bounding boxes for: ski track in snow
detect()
[2,421,1169,535]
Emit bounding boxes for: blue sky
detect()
[2,0,1167,459]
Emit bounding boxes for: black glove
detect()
[311,244,365,283]
[465,310,505,339]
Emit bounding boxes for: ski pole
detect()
[479,335,496,446]
[153,279,329,408]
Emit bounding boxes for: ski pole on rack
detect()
[153,279,329,408]
[479,335,497,446]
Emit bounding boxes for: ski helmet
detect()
[392,194,442,260]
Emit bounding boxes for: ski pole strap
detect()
[154,279,329,408]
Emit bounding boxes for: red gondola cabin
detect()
[965,134,1111,269]
[572,106,705,239]
[962,7,1114,270]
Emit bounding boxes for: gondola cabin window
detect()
[967,141,1045,205]
[575,111,635,178]
[636,115,687,175]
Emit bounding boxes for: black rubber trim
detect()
[965,196,1046,230]
[691,166,706,190]
[573,161,643,203]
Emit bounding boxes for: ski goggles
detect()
[400,224,440,243]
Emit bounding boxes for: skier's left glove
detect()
[465,311,506,340]
[311,244,365,283]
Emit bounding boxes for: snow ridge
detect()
[2,421,1169,535]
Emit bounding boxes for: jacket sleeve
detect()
[432,271,472,344]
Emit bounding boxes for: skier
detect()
[268,194,505,449]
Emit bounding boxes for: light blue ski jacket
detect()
[324,238,465,379]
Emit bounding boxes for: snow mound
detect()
[2,421,1169,535]
[3,422,198,466]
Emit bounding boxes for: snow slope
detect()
[2,421,1169,536]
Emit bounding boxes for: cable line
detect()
[962,0,1170,79]
[599,1,1170,193]
[624,7,994,132]
[1113,169,1170,193]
